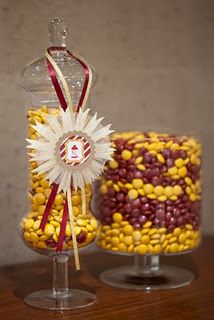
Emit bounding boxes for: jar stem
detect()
[134,254,160,276]
[53,254,69,298]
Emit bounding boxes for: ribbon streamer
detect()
[56,198,69,252]
[42,46,92,270]
[67,188,80,270]
[40,183,59,230]
[46,49,74,111]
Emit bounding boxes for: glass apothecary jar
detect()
[93,131,202,290]
[19,18,99,310]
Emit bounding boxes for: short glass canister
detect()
[93,131,202,290]
[19,19,99,309]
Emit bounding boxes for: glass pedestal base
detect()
[100,262,194,291]
[24,289,96,310]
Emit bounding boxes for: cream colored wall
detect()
[0,0,213,265]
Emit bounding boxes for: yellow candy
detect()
[154,185,164,197]
[168,236,177,244]
[190,193,197,201]
[128,189,138,200]
[143,221,152,228]
[133,230,141,242]
[132,149,139,157]
[186,186,191,195]
[132,179,143,189]
[25,219,34,230]
[141,228,150,234]
[100,184,108,195]
[121,150,132,160]
[75,226,81,236]
[137,164,146,171]
[150,239,160,245]
[135,156,143,165]
[33,193,46,205]
[144,184,154,194]
[158,227,166,234]
[110,236,119,246]
[118,243,127,252]
[173,227,182,237]
[111,229,120,236]
[40,179,49,189]
[109,160,119,169]
[106,180,113,187]
[162,240,168,249]
[72,195,81,206]
[157,153,165,164]
[24,232,31,242]
[178,233,186,243]
[164,186,174,197]
[136,244,148,254]
[50,221,60,227]
[37,241,47,249]
[186,224,193,230]
[185,177,192,185]
[168,167,178,175]
[65,225,71,237]
[124,236,133,246]
[112,223,120,229]
[54,194,64,206]
[147,194,157,199]
[91,218,98,229]
[171,143,180,151]
[113,212,123,223]
[113,184,120,192]
[173,185,182,196]
[170,243,178,253]
[175,158,184,168]
[73,206,80,215]
[141,235,150,244]
[125,183,133,189]
[147,244,154,253]
[158,195,167,202]
[178,166,187,177]
[148,228,157,236]
[33,220,41,231]
[154,244,161,254]
[123,224,134,235]
[30,232,39,243]
[138,189,145,196]
[128,244,134,252]
[44,188,51,198]
[170,195,178,201]
[77,218,87,227]
[185,230,192,238]
[179,244,184,251]
[190,154,198,165]
[44,224,55,236]
[35,187,44,193]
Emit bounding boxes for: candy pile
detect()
[21,106,99,252]
[96,131,202,254]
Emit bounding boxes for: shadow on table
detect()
[2,249,198,300]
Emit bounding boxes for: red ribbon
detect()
[66,49,89,112]
[41,47,90,251]
[46,48,68,111]
[39,182,59,230]
[56,198,69,252]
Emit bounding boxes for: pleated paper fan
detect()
[27,106,114,193]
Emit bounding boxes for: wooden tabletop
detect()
[0,236,214,320]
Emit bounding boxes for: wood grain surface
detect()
[0,236,213,320]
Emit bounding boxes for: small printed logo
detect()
[65,140,84,163]
[60,134,91,166]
